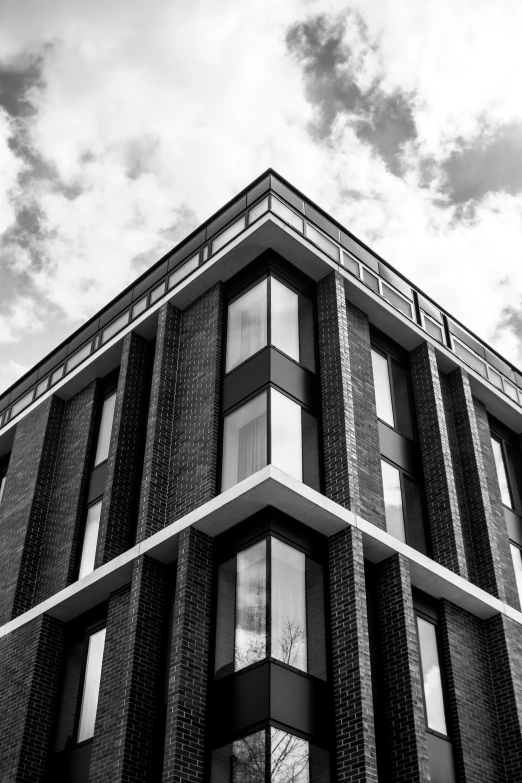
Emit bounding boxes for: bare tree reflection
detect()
[271,728,309,783]
[274,618,306,668]
[232,731,265,783]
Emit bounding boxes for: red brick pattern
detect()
[162,526,213,783]
[328,526,378,782]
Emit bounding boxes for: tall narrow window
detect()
[371,344,414,439]
[491,435,513,508]
[94,391,116,466]
[381,460,406,542]
[226,280,268,372]
[416,616,448,736]
[77,627,106,743]
[510,543,522,606]
[271,277,299,363]
[222,393,268,490]
[78,500,102,579]
[215,536,326,679]
[0,473,6,505]
[371,348,394,427]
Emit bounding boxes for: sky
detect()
[1,0,522,393]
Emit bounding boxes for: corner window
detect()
[214,536,326,680]
[78,500,102,579]
[211,727,330,783]
[94,391,116,466]
[416,615,448,737]
[371,345,414,439]
[381,458,427,552]
[225,275,315,374]
[221,390,319,492]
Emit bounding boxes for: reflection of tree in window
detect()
[232,731,265,783]
[235,542,266,671]
[271,539,307,671]
[271,728,309,783]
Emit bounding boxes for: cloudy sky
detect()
[1,0,522,393]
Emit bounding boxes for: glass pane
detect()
[298,293,315,372]
[510,544,522,606]
[371,349,394,427]
[302,410,320,492]
[381,460,406,542]
[215,556,236,678]
[306,557,327,680]
[0,474,5,505]
[77,627,106,743]
[271,389,302,481]
[211,730,265,783]
[222,393,267,491]
[94,392,116,466]
[271,538,307,671]
[271,278,299,362]
[235,540,267,671]
[78,501,102,579]
[402,475,427,555]
[271,728,309,783]
[417,617,447,735]
[491,437,512,507]
[226,279,267,372]
[390,359,414,439]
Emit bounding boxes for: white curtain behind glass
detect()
[271,389,302,481]
[235,541,267,671]
[271,278,299,363]
[222,394,267,491]
[226,280,267,372]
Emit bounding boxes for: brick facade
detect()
[317,271,385,528]
[162,526,213,783]
[0,614,64,781]
[96,332,151,564]
[0,395,64,623]
[376,554,430,783]
[328,526,378,782]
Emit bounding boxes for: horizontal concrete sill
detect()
[0,466,517,639]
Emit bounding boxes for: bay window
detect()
[214,536,326,680]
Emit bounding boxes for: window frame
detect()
[71,620,107,747]
[380,455,429,552]
[77,495,104,580]
[371,341,416,441]
[92,386,118,469]
[414,608,452,742]
[490,430,520,513]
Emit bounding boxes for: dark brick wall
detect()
[410,342,468,576]
[440,600,505,783]
[162,526,213,783]
[445,368,506,599]
[486,614,522,781]
[0,614,64,782]
[0,395,64,623]
[35,380,99,603]
[376,554,430,783]
[317,271,385,528]
[89,556,167,783]
[137,303,181,541]
[169,283,223,522]
[96,332,151,565]
[328,527,378,783]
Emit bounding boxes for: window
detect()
[211,726,330,783]
[510,543,522,606]
[78,500,102,579]
[214,536,326,679]
[77,627,106,742]
[225,275,315,374]
[491,434,514,509]
[416,615,448,737]
[371,345,414,439]
[0,473,6,505]
[381,458,427,551]
[94,391,116,466]
[221,390,319,492]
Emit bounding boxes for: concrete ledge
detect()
[0,466,517,637]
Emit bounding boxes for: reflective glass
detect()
[235,541,267,671]
[94,392,117,466]
[77,627,106,743]
[271,389,302,482]
[271,278,299,363]
[211,730,265,783]
[390,359,414,439]
[78,500,102,579]
[371,349,394,427]
[226,280,268,372]
[271,728,309,783]
[101,311,129,344]
[222,393,267,491]
[0,474,5,505]
[491,436,512,507]
[215,556,236,678]
[271,539,307,671]
[381,460,406,542]
[417,616,447,735]
[510,544,522,606]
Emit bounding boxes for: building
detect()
[0,169,521,783]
